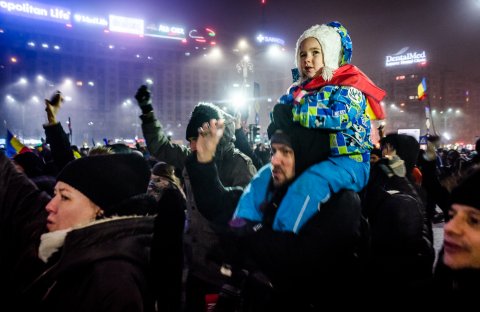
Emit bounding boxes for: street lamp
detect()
[236,55,253,86]
[437,108,461,141]
[235,54,253,122]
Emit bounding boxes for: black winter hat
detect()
[380,133,419,177]
[57,153,151,215]
[270,130,292,148]
[268,104,330,176]
[450,168,480,210]
[13,151,45,177]
[185,103,222,141]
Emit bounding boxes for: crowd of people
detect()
[2,21,480,312]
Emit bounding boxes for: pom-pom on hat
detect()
[295,21,352,82]
[56,153,151,216]
[450,168,480,211]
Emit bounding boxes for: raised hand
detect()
[196,119,225,163]
[135,85,151,107]
[45,91,63,125]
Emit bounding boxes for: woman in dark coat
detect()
[1,152,184,312]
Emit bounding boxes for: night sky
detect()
[22,0,480,77]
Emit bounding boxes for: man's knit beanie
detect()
[270,130,293,149]
[185,103,222,141]
[56,153,151,216]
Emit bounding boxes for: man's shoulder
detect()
[232,148,255,165]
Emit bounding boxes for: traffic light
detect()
[248,124,261,145]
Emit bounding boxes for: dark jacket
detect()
[26,216,156,312]
[140,111,256,286]
[185,155,369,310]
[362,158,435,298]
[431,249,480,307]
[0,153,50,309]
[1,153,184,312]
[43,122,75,173]
[140,111,256,186]
[234,128,265,170]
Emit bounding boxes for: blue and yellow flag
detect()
[6,129,31,158]
[418,77,427,101]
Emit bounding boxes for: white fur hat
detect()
[295,21,352,82]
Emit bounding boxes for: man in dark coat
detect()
[362,133,435,303]
[134,85,257,311]
[185,104,369,310]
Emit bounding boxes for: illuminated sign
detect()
[0,0,71,23]
[397,129,420,142]
[144,23,185,40]
[386,50,427,67]
[109,14,144,35]
[188,28,216,44]
[256,34,285,46]
[73,13,107,26]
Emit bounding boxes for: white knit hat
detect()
[295,21,352,82]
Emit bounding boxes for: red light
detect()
[210,41,216,45]
[181,39,187,44]
[205,28,216,37]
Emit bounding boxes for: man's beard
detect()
[272,166,292,187]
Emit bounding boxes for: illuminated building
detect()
[374,47,480,144]
[0,0,231,144]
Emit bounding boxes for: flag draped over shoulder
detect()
[298,64,387,120]
[6,129,31,158]
[418,77,427,101]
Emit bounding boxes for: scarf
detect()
[293,64,386,120]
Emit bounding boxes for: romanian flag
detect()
[418,77,427,101]
[6,129,31,158]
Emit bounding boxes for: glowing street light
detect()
[5,94,15,103]
[237,39,249,51]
